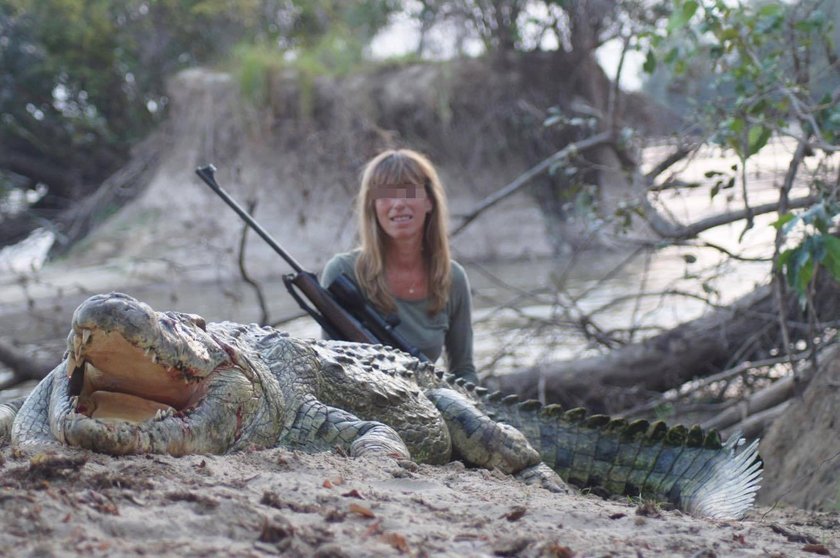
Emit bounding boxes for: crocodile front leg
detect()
[0,397,26,446]
[10,370,61,448]
[426,388,568,492]
[278,395,410,460]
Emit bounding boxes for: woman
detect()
[321,149,477,384]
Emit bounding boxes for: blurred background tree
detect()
[0,0,399,248]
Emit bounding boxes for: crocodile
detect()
[0,292,762,519]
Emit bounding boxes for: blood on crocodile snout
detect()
[234,406,244,440]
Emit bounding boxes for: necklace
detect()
[387,262,424,297]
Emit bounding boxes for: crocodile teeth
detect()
[66,353,77,377]
[154,408,174,421]
[69,395,79,410]
[72,328,92,363]
[144,348,160,363]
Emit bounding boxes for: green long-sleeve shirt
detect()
[320,251,477,383]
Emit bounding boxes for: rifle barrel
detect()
[195,164,304,274]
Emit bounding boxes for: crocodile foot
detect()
[515,462,569,493]
[349,424,411,460]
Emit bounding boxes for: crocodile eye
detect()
[181,313,206,331]
[191,315,207,331]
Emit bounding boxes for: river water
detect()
[0,139,823,381]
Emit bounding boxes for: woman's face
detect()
[373,182,433,243]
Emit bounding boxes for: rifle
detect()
[195,164,429,362]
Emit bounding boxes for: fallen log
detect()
[491,273,840,413]
[702,367,813,433]
[721,400,790,441]
[0,339,54,390]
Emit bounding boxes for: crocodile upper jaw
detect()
[66,326,211,424]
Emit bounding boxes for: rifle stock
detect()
[286,271,378,344]
[195,164,428,361]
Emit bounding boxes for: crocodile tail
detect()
[678,435,762,519]
[477,393,763,519]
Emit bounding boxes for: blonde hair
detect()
[355,149,451,315]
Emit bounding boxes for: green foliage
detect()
[234,42,286,107]
[228,1,399,113]
[774,202,840,305]
[0,0,268,216]
[2,1,136,158]
[640,0,840,302]
[296,29,367,76]
[683,2,791,159]
[643,0,839,127]
[666,0,697,32]
[704,167,737,200]
[375,50,427,69]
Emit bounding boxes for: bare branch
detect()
[687,240,771,262]
[772,138,812,385]
[701,364,814,432]
[639,194,817,240]
[451,131,613,236]
[492,270,840,413]
[606,34,630,131]
[723,400,790,440]
[644,142,702,187]
[619,352,809,419]
[237,200,270,326]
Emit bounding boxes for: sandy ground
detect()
[1,445,837,558]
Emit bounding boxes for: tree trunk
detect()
[491,273,840,414]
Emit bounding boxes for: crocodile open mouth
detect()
[66,327,210,424]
